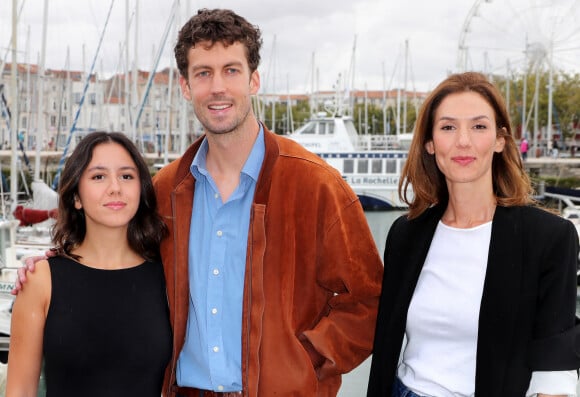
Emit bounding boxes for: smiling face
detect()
[425,91,505,191]
[75,142,141,232]
[179,40,260,136]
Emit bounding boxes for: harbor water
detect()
[338,210,580,396]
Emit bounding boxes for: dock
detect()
[524,156,580,178]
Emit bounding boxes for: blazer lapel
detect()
[475,206,523,395]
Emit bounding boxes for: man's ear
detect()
[179,76,192,101]
[249,70,260,95]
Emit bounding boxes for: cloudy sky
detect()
[1,0,579,94]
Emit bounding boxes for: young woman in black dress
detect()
[7,132,172,397]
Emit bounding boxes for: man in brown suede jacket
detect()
[154,8,383,397]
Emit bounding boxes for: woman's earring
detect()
[74,195,82,210]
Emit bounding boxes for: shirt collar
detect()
[190,123,265,182]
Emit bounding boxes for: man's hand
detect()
[11,250,54,295]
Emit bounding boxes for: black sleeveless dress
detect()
[43,256,172,397]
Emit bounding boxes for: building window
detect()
[386,159,396,173]
[372,159,382,173]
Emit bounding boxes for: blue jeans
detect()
[392,377,427,397]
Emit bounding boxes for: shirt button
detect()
[217,386,224,391]
[213,268,219,276]
[216,230,223,237]
[214,193,219,199]
[213,346,219,353]
[211,308,218,314]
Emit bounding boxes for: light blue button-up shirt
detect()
[176,126,265,392]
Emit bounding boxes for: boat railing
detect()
[354,134,403,151]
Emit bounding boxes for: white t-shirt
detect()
[397,221,577,397]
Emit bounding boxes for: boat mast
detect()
[180,0,190,154]
[125,0,131,144]
[34,0,48,181]
[10,0,18,211]
[285,74,293,133]
[271,35,276,132]
[309,52,315,116]
[547,46,554,150]
[382,61,387,135]
[164,18,177,165]
[403,39,408,134]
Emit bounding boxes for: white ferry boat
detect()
[287,113,410,210]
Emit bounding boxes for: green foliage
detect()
[494,70,580,140]
[258,99,312,134]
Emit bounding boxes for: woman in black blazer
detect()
[367,72,580,397]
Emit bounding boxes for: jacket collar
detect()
[253,124,279,205]
[170,123,279,205]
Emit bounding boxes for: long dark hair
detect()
[51,131,167,261]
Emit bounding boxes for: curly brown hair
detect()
[174,8,263,79]
[51,132,167,262]
[401,72,534,219]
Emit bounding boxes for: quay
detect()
[524,156,580,181]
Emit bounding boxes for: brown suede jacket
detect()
[153,126,384,396]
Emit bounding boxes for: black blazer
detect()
[367,205,580,396]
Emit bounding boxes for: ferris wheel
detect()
[457,0,580,155]
[457,0,580,75]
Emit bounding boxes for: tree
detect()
[495,71,580,145]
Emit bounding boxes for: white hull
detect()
[287,113,410,210]
[320,152,407,209]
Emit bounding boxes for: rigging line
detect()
[52,0,116,190]
[103,10,137,122]
[132,0,179,149]
[0,84,31,175]
[55,51,70,145]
